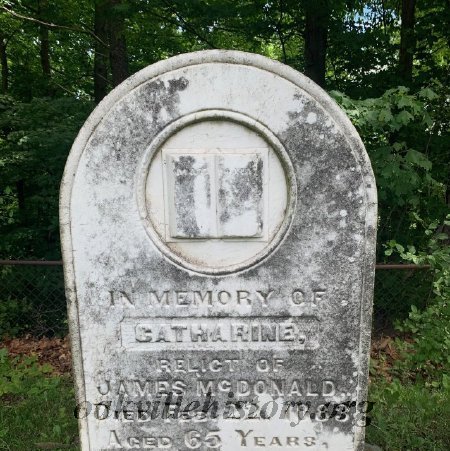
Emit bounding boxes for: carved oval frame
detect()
[136,109,297,275]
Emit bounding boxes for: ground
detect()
[0,335,448,451]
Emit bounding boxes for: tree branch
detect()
[1,5,109,47]
[160,0,216,48]
[275,0,287,63]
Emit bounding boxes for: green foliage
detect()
[372,267,434,331]
[382,216,450,384]
[0,2,447,448]
[331,87,437,207]
[367,378,450,451]
[0,297,33,338]
[0,349,78,449]
[0,95,92,259]
[0,0,94,100]
[0,265,67,338]
[331,86,449,256]
[396,296,450,384]
[0,1,447,263]
[0,347,58,397]
[327,0,450,96]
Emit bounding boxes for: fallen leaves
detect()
[1,335,72,375]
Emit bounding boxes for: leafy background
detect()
[0,1,449,450]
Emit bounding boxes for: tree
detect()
[0,32,8,93]
[94,0,109,102]
[399,0,416,84]
[0,0,448,261]
[303,0,330,87]
[107,0,129,87]
[37,0,51,81]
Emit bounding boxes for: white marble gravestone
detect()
[60,50,377,451]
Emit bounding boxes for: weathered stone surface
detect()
[60,50,377,451]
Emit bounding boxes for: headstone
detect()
[61,50,377,451]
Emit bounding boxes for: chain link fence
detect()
[0,260,434,338]
[372,264,434,335]
[0,261,66,337]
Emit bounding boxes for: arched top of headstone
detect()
[61,50,377,275]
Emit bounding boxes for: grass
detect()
[366,379,450,451]
[0,347,449,451]
[0,380,79,451]
[0,349,78,451]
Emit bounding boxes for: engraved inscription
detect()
[197,379,336,397]
[107,432,172,449]
[109,288,327,309]
[235,430,324,448]
[121,317,319,350]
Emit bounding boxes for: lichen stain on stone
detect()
[84,100,151,185]
[288,111,302,120]
[218,157,263,230]
[204,170,211,208]
[173,155,202,237]
[142,76,189,126]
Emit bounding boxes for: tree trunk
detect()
[0,33,8,93]
[94,0,109,103]
[399,0,416,84]
[304,0,330,88]
[37,0,51,79]
[108,0,129,87]
[39,26,51,77]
